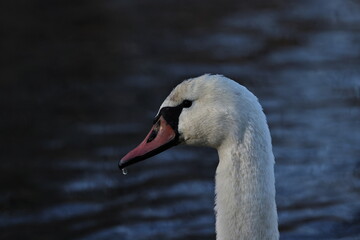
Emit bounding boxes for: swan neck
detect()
[215,123,279,240]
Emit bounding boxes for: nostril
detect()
[148,120,161,143]
[147,129,158,143]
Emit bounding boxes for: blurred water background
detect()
[1,0,360,239]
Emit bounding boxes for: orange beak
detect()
[119,116,179,169]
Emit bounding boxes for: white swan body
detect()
[120,74,279,240]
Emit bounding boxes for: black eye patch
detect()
[153,100,193,130]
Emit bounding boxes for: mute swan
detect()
[119,74,279,240]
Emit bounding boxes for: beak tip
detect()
[118,159,125,170]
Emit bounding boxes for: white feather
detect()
[160,74,279,240]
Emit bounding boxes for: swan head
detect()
[119,74,258,169]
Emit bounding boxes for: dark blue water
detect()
[1,0,360,239]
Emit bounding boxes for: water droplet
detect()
[122,168,128,175]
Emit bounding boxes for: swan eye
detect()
[182,100,192,108]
